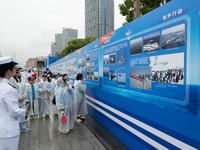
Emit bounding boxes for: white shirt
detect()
[0,78,25,138]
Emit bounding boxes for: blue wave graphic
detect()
[86,81,200,117]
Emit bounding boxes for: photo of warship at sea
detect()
[161,24,185,49]
[143,32,160,52]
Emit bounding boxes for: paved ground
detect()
[19,114,129,150]
[19,75,129,150]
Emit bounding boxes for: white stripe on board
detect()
[86,95,197,150]
[87,101,169,150]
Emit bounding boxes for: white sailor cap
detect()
[15,66,22,71]
[0,57,18,72]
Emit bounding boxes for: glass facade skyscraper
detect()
[55,33,63,54]
[51,42,56,55]
[85,0,114,39]
[62,28,78,50]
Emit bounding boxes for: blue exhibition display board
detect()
[46,55,61,69]
[49,0,200,149]
[102,18,187,103]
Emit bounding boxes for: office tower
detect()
[55,33,63,54]
[85,0,114,39]
[62,28,78,50]
[51,42,56,55]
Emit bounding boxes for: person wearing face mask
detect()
[0,57,28,150]
[55,74,76,133]
[37,74,52,119]
[74,73,88,122]
[10,67,30,133]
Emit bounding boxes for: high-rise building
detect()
[85,0,114,39]
[51,42,56,56]
[55,33,63,54]
[62,28,78,50]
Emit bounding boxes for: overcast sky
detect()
[0,0,125,67]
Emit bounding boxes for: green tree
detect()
[60,36,96,58]
[119,0,171,25]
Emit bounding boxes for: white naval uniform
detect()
[10,77,27,123]
[0,78,26,150]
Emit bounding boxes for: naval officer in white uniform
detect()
[0,56,27,150]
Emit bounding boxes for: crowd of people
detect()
[152,70,184,83]
[0,56,88,150]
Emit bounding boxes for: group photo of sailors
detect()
[0,56,88,150]
[152,69,184,84]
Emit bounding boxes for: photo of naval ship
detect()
[162,24,185,49]
[130,37,143,55]
[117,52,126,65]
[143,32,160,52]
[144,42,159,51]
